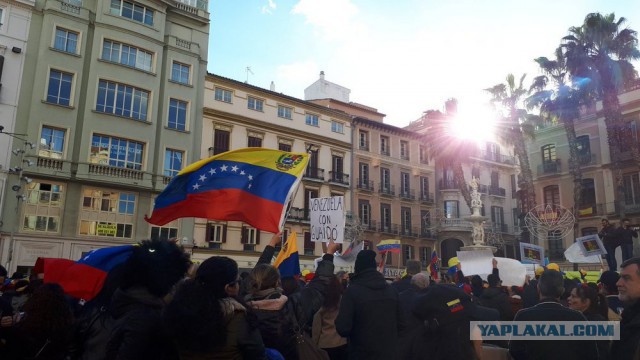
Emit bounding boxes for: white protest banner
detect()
[576,234,607,257]
[481,257,526,287]
[456,250,494,276]
[520,243,545,266]
[309,196,345,243]
[564,241,601,264]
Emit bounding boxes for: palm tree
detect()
[485,74,539,242]
[422,100,473,211]
[527,46,595,242]
[563,12,640,216]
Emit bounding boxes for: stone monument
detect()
[461,176,497,253]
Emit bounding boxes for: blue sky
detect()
[208,0,640,128]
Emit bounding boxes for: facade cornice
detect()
[353,116,421,139]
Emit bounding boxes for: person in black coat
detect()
[479,275,513,321]
[105,239,191,360]
[509,270,598,360]
[617,218,638,262]
[611,257,640,360]
[335,250,405,360]
[398,273,430,360]
[600,219,620,271]
[391,260,421,293]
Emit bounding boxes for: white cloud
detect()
[261,0,276,14]
[291,0,360,41]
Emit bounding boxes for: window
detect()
[490,171,499,188]
[576,135,591,164]
[380,136,390,156]
[359,131,369,150]
[214,87,232,103]
[359,200,370,225]
[548,230,563,259]
[420,176,429,199]
[541,144,556,163]
[90,134,144,170]
[543,185,560,206]
[171,61,190,84]
[206,223,227,243]
[359,163,369,187]
[381,204,391,230]
[332,155,343,178]
[401,172,410,196]
[401,207,411,233]
[491,206,504,225]
[306,113,319,126]
[54,27,78,53]
[47,70,73,106]
[381,167,390,191]
[79,188,136,238]
[102,40,153,72]
[486,142,500,161]
[331,121,344,134]
[22,182,64,233]
[444,200,459,218]
[151,226,178,241]
[511,174,517,197]
[248,136,262,147]
[278,142,292,152]
[164,149,183,177]
[421,210,431,235]
[420,247,432,268]
[580,179,596,206]
[39,126,66,159]
[110,0,154,25]
[213,129,230,155]
[96,80,149,121]
[168,98,188,131]
[241,226,260,250]
[304,232,315,256]
[403,244,414,266]
[248,96,264,111]
[419,145,428,164]
[304,188,318,220]
[278,105,292,119]
[581,227,598,237]
[624,173,640,205]
[400,141,409,160]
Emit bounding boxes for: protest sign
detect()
[309,196,345,243]
[520,243,545,266]
[576,234,607,257]
[490,257,527,287]
[456,250,494,276]
[564,241,601,263]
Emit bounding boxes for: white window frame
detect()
[102,39,153,72]
[359,201,370,225]
[359,131,369,150]
[171,61,190,84]
[46,69,74,106]
[401,207,411,232]
[96,79,150,121]
[331,121,344,134]
[208,223,225,243]
[110,0,154,26]
[380,135,389,155]
[168,98,189,131]
[164,148,184,177]
[214,87,232,103]
[79,187,137,238]
[150,225,179,240]
[22,181,65,233]
[248,96,264,111]
[306,113,319,127]
[400,140,409,160]
[246,227,258,245]
[53,26,80,54]
[277,105,292,119]
[39,126,67,159]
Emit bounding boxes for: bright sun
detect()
[449,101,497,143]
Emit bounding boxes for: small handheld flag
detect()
[376,239,401,253]
[145,148,309,233]
[430,250,439,280]
[273,232,301,278]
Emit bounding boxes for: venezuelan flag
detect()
[273,231,300,277]
[33,245,135,301]
[376,239,401,253]
[145,148,308,233]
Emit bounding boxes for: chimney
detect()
[270,81,275,91]
[320,71,325,80]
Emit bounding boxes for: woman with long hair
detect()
[568,283,610,359]
[164,256,265,359]
[312,274,347,360]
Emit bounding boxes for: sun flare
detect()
[449,102,497,143]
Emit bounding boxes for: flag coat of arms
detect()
[146,148,308,233]
[273,231,300,277]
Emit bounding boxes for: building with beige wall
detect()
[527,81,640,266]
[0,0,209,274]
[193,73,353,272]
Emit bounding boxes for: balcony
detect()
[419,192,435,204]
[329,171,349,186]
[304,167,325,182]
[381,149,390,156]
[421,228,436,238]
[478,150,517,165]
[36,156,64,171]
[439,179,457,190]
[537,159,561,175]
[357,179,374,192]
[378,184,395,197]
[491,223,509,233]
[399,189,416,201]
[379,223,399,235]
[88,164,143,180]
[400,226,420,238]
[578,153,597,166]
[175,0,207,10]
[287,207,309,221]
[488,186,506,197]
[439,218,472,229]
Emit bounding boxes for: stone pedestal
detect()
[460,244,497,253]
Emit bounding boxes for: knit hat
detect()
[406,260,422,276]
[355,250,377,273]
[599,270,620,293]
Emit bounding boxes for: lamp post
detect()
[5,140,35,271]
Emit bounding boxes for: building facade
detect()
[193,73,353,272]
[0,0,209,274]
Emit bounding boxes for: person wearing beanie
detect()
[105,238,191,360]
[598,270,623,320]
[335,250,405,359]
[164,256,266,359]
[392,260,422,293]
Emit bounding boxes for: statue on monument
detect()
[470,176,482,210]
[472,221,485,245]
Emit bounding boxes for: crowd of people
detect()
[0,232,639,360]
[599,218,638,271]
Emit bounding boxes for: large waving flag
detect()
[145,148,309,233]
[273,232,300,278]
[33,245,134,301]
[376,239,401,253]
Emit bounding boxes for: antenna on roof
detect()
[245,66,254,84]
